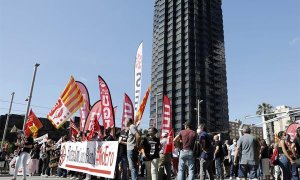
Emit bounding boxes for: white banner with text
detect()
[59,141,118,178]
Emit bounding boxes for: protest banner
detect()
[59,141,118,178]
[34,133,48,144]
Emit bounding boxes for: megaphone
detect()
[10,125,21,133]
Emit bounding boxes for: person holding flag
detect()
[158,132,172,180]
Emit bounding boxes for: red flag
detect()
[70,119,79,136]
[76,81,91,132]
[135,84,151,126]
[48,76,84,129]
[84,100,102,140]
[24,109,43,137]
[121,93,134,129]
[87,116,102,141]
[164,129,174,154]
[161,95,172,139]
[98,76,115,130]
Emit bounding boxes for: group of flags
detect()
[24,42,173,154]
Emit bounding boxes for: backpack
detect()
[193,139,202,157]
[222,144,228,157]
[271,148,279,165]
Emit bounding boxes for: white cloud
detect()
[289,37,300,46]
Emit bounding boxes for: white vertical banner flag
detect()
[134,42,143,114]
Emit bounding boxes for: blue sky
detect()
[0,1,299,130]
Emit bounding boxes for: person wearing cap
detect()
[158,131,172,180]
[174,120,196,180]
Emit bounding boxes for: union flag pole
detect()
[23,63,40,131]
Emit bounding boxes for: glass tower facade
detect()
[150,0,229,134]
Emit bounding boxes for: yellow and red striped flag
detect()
[48,76,84,129]
[135,84,151,127]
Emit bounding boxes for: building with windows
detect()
[149,0,229,133]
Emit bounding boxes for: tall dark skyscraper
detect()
[150,0,229,133]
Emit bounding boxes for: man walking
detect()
[214,135,224,179]
[234,126,260,180]
[198,123,214,180]
[174,121,196,180]
[126,118,140,180]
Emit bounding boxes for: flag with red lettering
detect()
[48,76,84,129]
[135,84,151,126]
[24,109,43,137]
[134,42,143,115]
[76,81,91,133]
[121,93,134,129]
[84,100,102,140]
[98,76,115,130]
[161,95,172,138]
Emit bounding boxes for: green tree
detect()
[256,102,275,143]
[256,102,274,119]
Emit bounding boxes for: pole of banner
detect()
[23,63,40,131]
[155,92,163,129]
[1,92,15,150]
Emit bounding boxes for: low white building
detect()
[273,105,300,133]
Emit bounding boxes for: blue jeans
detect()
[178,150,195,180]
[215,157,224,178]
[200,158,214,180]
[278,154,291,180]
[291,163,299,180]
[127,150,138,180]
[230,155,237,177]
[239,164,258,179]
[116,153,128,180]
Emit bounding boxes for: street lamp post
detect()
[23,63,40,130]
[194,99,203,127]
[197,99,203,126]
[1,92,15,150]
[155,92,163,129]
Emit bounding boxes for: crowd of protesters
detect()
[4,117,300,180]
